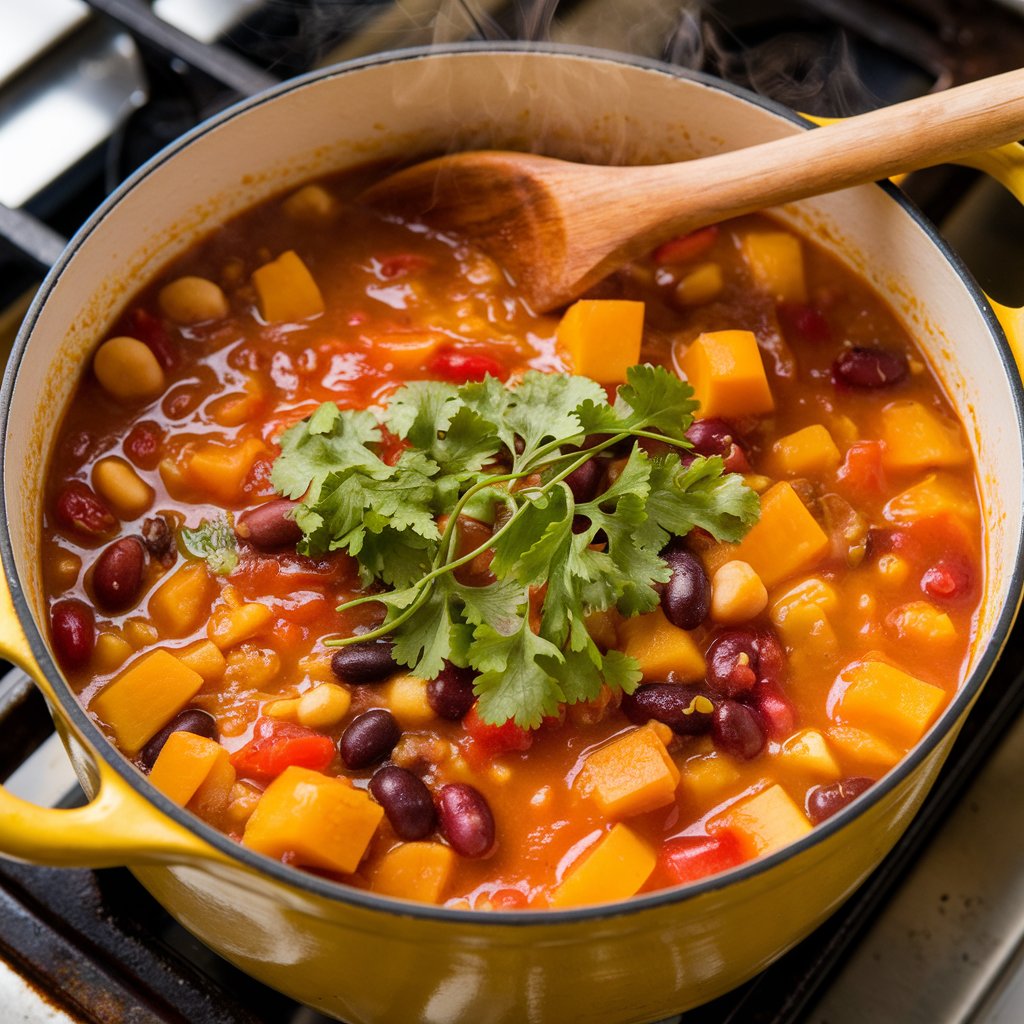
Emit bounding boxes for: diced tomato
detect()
[379,253,431,278]
[656,831,744,885]
[463,704,533,766]
[652,226,719,265]
[230,717,335,779]
[837,440,885,495]
[776,302,832,345]
[378,427,410,467]
[130,308,178,370]
[429,349,508,384]
[123,421,164,470]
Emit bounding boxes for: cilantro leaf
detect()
[179,517,238,576]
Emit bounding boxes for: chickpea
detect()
[158,276,229,325]
[710,560,768,624]
[93,337,165,401]
[92,456,154,517]
[282,184,336,221]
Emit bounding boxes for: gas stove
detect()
[1,2,1023,1022]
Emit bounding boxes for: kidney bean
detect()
[330,639,397,684]
[776,302,832,345]
[832,347,908,389]
[660,541,711,630]
[50,600,95,670]
[426,663,477,721]
[622,683,714,735]
[54,482,117,538]
[123,421,164,470]
[806,777,874,824]
[236,499,303,552]
[748,682,795,740]
[712,700,766,759]
[339,709,401,769]
[139,708,217,771]
[706,627,785,698]
[92,537,146,611]
[437,783,496,858]
[564,456,603,504]
[684,418,749,473]
[922,556,973,602]
[141,515,176,566]
[369,765,436,840]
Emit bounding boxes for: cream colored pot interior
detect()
[9,47,1022,697]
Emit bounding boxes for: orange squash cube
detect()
[188,749,237,820]
[369,842,457,904]
[767,424,841,478]
[207,601,274,651]
[617,607,704,682]
[148,562,216,637]
[556,300,644,385]
[709,784,812,857]
[548,824,656,909]
[177,638,227,682]
[884,473,978,526]
[252,250,325,323]
[831,659,946,748]
[887,601,957,644]
[576,726,680,819]
[677,751,742,805]
[185,437,265,505]
[728,482,830,589]
[677,329,774,419]
[92,649,204,754]
[242,766,383,874]
[880,401,970,472]
[740,231,807,303]
[774,728,842,781]
[149,732,230,807]
[827,725,902,770]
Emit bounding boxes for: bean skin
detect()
[712,700,766,759]
[806,777,874,824]
[622,683,714,735]
[832,347,908,389]
[139,708,217,771]
[330,639,397,685]
[50,600,95,670]
[564,457,603,503]
[236,499,302,552]
[426,663,477,721]
[339,709,401,769]
[369,765,436,840]
[437,783,496,858]
[685,418,734,457]
[706,627,785,697]
[54,482,117,538]
[92,536,146,611]
[660,541,711,630]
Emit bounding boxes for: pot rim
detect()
[3,40,1023,926]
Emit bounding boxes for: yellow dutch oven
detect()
[1,45,1023,1024]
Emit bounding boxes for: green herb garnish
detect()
[270,366,759,727]
[180,516,239,576]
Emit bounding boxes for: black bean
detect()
[712,700,766,760]
[806,777,874,824]
[621,683,714,735]
[437,783,496,858]
[369,765,436,840]
[339,709,401,769]
[92,536,146,611]
[50,600,95,670]
[330,639,397,685]
[426,663,477,721]
[660,541,711,630]
[832,347,908,389]
[140,708,217,771]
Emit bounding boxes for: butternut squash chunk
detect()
[677,750,742,805]
[149,732,229,807]
[252,250,325,322]
[188,751,237,820]
[177,638,227,682]
[92,649,204,754]
[709,784,812,857]
[548,824,656,909]
[207,601,274,651]
[185,437,265,505]
[148,562,216,637]
[369,842,456,904]
[556,299,644,385]
[576,726,680,819]
[740,231,807,303]
[242,766,383,874]
[728,482,830,589]
[677,329,774,419]
[774,729,842,781]
[880,400,970,472]
[617,607,704,682]
[887,601,957,644]
[884,472,978,526]
[831,659,946,748]
[826,725,902,770]
[767,424,841,478]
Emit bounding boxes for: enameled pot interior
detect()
[4,45,1023,917]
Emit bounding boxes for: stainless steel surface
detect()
[808,707,1024,1024]
[0,20,146,208]
[153,0,262,44]
[0,0,89,89]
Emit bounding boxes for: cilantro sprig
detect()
[270,366,759,728]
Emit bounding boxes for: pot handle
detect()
[0,574,229,868]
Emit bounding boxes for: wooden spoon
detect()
[362,67,1024,312]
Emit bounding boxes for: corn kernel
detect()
[674,262,724,305]
[876,553,910,585]
[265,697,300,720]
[711,560,768,624]
[296,683,351,729]
[383,674,434,727]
